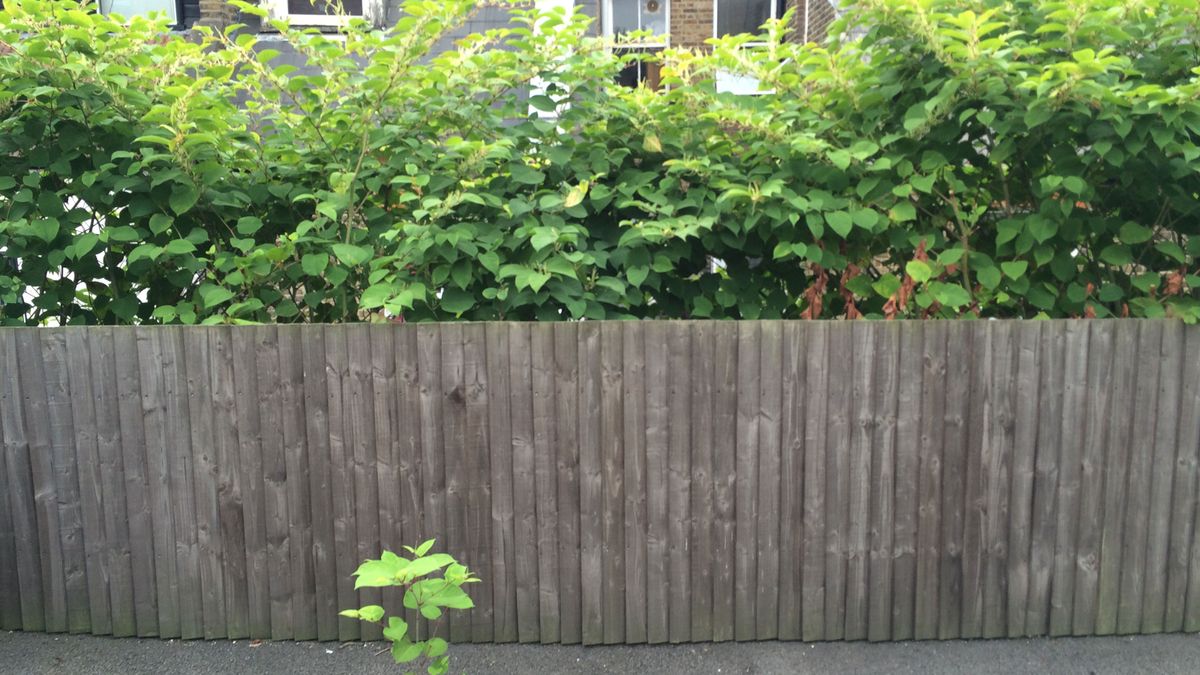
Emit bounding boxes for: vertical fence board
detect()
[960,321,991,639]
[982,322,1017,638]
[370,326,403,627]
[734,321,760,641]
[621,322,647,644]
[392,325,426,633]
[801,322,827,642]
[279,326,316,640]
[600,323,626,644]
[755,321,783,641]
[667,322,693,643]
[578,322,604,645]
[778,322,807,641]
[711,322,739,642]
[938,322,972,639]
[891,321,922,641]
[486,323,518,643]
[1174,324,1200,631]
[255,327,292,640]
[823,323,853,641]
[531,324,560,643]
[552,323,582,644]
[183,329,224,639]
[161,330,203,639]
[508,323,541,643]
[844,322,875,641]
[463,324,494,643]
[1025,321,1064,636]
[323,326,359,642]
[416,325,446,643]
[1006,322,1041,637]
[1071,321,1115,635]
[0,331,20,631]
[347,326,382,642]
[643,322,669,644]
[1182,324,1200,631]
[1,328,44,632]
[915,322,946,640]
[301,326,337,641]
[92,327,134,637]
[690,322,715,642]
[438,323,469,643]
[1142,321,1183,633]
[1117,321,1163,634]
[868,323,899,642]
[232,329,270,640]
[211,329,249,639]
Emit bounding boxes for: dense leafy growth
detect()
[1,0,1198,324]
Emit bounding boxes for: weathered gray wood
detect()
[600,322,626,644]
[712,322,739,642]
[915,321,946,640]
[689,322,715,642]
[1025,319,1065,636]
[0,331,20,632]
[552,322,583,645]
[485,323,518,643]
[823,322,853,641]
[802,322,830,642]
[734,321,760,641]
[184,329,225,640]
[62,329,109,634]
[622,322,647,644]
[643,321,669,644]
[211,328,249,639]
[868,322,900,642]
[256,327,293,640]
[960,320,991,639]
[982,321,1016,638]
[756,321,783,641]
[530,323,560,643]
[1175,324,1200,631]
[346,326,382,642]
[462,324,494,643]
[668,321,693,643]
[323,325,359,642]
[301,326,337,641]
[1142,321,1184,633]
[111,328,157,636]
[368,325,402,629]
[778,322,807,641]
[938,321,972,639]
[1117,321,1163,634]
[392,324,425,634]
[1070,321,1115,635]
[844,322,875,641]
[578,322,604,645]
[1,328,45,632]
[891,321,922,640]
[161,329,203,639]
[415,324,446,643]
[231,328,270,640]
[507,323,541,643]
[40,330,89,634]
[1006,322,1042,637]
[279,325,316,640]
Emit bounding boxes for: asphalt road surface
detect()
[2,630,1197,674]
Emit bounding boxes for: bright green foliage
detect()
[1,0,1198,324]
[340,540,477,675]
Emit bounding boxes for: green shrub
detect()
[0,0,1197,324]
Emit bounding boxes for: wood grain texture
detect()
[1006,322,1041,637]
[279,326,316,640]
[183,329,224,639]
[1182,324,1200,632]
[553,322,582,644]
[486,323,518,643]
[755,321,783,641]
[256,327,292,641]
[960,320,990,639]
[462,324,494,643]
[621,321,647,644]
[843,322,874,641]
[891,321,922,641]
[1025,320,1065,636]
[507,323,541,643]
[778,322,807,641]
[231,328,270,640]
[1142,321,1183,633]
[734,321,760,641]
[531,324,560,643]
[690,322,715,642]
[868,322,899,642]
[301,326,337,641]
[938,321,972,639]
[347,326,382,642]
[600,322,626,644]
[914,322,946,640]
[578,322,604,645]
[668,321,692,643]
[823,322,852,641]
[643,321,669,644]
[802,323,830,641]
[982,321,1016,639]
[0,331,21,632]
[711,322,739,642]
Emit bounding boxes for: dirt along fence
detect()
[1,320,1199,644]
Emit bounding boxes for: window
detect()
[264,0,378,27]
[603,0,669,88]
[714,0,786,40]
[97,0,180,24]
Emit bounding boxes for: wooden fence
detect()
[1,320,1199,644]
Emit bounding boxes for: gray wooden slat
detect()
[40,329,89,634]
[1174,323,1200,631]
[111,328,157,636]
[416,324,446,643]
[891,321,922,641]
[756,321,783,640]
[256,326,292,640]
[1,328,45,632]
[868,322,900,642]
[823,322,853,641]
[211,328,249,639]
[801,322,830,641]
[578,322,604,645]
[712,321,739,642]
[462,324,494,643]
[914,322,946,640]
[1142,321,1184,633]
[621,321,647,644]
[0,330,20,632]
[346,325,381,642]
[1095,321,1138,635]
[1006,321,1042,637]
[322,325,359,642]
[690,322,715,642]
[552,322,582,644]
[668,321,692,643]
[844,321,875,641]
[1070,321,1116,635]
[134,327,181,638]
[231,328,269,640]
[184,328,225,639]
[960,320,991,639]
[938,321,972,639]
[778,322,806,641]
[982,321,1016,638]
[485,323,518,643]
[66,329,110,635]
[279,325,316,640]
[600,322,626,644]
[508,323,541,643]
[530,324,560,643]
[300,326,337,641]
[369,325,403,631]
[393,325,425,634]
[1025,320,1065,636]
[1117,320,1163,634]
[734,321,760,641]
[643,321,669,644]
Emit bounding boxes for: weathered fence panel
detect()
[1,320,1198,644]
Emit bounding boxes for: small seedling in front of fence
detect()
[340,539,478,675]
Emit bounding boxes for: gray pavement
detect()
[1,629,1196,674]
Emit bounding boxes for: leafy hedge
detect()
[1,0,1197,324]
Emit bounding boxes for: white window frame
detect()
[712,0,786,95]
[712,0,785,45]
[264,0,383,27]
[602,0,671,49]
